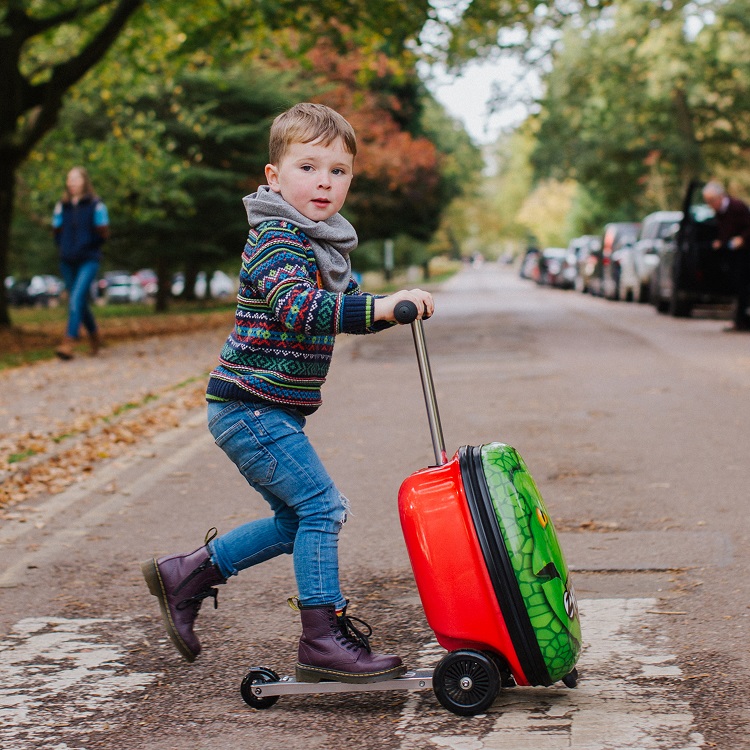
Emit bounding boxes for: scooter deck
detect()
[247,668,434,698]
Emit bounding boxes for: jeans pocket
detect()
[207,400,242,431]
[213,419,277,486]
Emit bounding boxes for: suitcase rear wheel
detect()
[562,667,578,688]
[240,666,280,709]
[433,650,501,716]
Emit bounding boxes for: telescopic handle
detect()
[394,300,447,465]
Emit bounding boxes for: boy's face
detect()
[265,137,354,222]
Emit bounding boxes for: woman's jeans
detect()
[60,260,99,339]
[206,400,348,610]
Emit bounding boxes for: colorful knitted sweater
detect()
[206,220,388,413]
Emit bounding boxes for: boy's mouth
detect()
[311,198,330,207]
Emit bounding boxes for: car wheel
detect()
[637,282,650,304]
[669,288,692,317]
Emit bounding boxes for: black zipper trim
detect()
[459,445,550,686]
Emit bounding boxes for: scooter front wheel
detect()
[240,666,280,709]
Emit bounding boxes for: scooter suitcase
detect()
[394,301,582,716]
[236,302,580,716]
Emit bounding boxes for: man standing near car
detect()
[703,181,750,332]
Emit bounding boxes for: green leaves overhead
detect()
[531,0,750,220]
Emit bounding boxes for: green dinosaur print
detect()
[481,443,582,682]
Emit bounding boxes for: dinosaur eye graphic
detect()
[563,586,579,620]
[536,507,549,528]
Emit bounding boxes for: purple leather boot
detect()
[296,604,405,684]
[141,534,226,663]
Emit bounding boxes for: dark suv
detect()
[650,181,735,317]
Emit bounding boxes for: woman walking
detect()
[52,166,109,359]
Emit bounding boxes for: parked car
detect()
[519,247,541,281]
[104,272,147,303]
[171,270,235,299]
[133,268,158,297]
[537,247,571,287]
[618,211,683,303]
[597,222,641,299]
[5,274,64,307]
[97,270,130,299]
[650,181,734,317]
[205,270,235,299]
[567,235,602,293]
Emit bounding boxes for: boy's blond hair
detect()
[269,103,357,165]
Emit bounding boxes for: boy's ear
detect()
[265,163,281,192]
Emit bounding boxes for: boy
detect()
[142,103,434,683]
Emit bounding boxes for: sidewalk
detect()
[0,327,230,510]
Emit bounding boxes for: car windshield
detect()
[690,204,715,223]
[656,221,679,238]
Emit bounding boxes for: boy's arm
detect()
[343,276,435,327]
[250,229,434,334]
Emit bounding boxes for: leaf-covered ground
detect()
[0,312,234,513]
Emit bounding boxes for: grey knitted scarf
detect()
[242,185,357,293]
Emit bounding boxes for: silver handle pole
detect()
[410,319,447,466]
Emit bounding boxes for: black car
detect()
[650,181,735,317]
[6,275,62,307]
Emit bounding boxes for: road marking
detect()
[0,617,159,749]
[396,598,705,749]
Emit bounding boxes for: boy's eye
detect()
[301,165,314,172]
[332,168,345,176]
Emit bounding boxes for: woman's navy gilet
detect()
[58,197,104,264]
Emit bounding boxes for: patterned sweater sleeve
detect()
[247,225,375,335]
[344,277,394,333]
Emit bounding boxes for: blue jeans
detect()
[60,260,99,339]
[206,400,348,609]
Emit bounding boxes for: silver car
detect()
[619,211,683,303]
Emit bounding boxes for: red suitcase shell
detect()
[394,302,580,702]
[399,455,528,682]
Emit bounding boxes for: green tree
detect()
[0,0,432,326]
[1,0,144,325]
[530,0,750,221]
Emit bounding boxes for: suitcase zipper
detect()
[459,445,551,687]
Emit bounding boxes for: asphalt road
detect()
[1,264,748,749]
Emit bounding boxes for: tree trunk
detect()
[0,162,16,327]
[155,256,171,313]
[183,264,200,302]
[0,0,145,328]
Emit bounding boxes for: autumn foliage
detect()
[280,34,445,241]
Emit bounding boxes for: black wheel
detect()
[669,285,692,317]
[669,258,692,317]
[433,650,501,716]
[562,667,579,688]
[240,667,280,709]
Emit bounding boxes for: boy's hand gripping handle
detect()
[394,300,447,466]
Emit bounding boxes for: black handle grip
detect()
[393,300,419,324]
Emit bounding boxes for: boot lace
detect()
[336,612,373,654]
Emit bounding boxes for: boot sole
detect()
[141,558,197,663]
[295,663,407,684]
